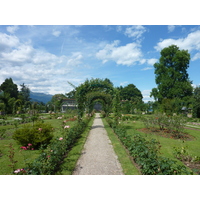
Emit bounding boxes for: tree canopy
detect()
[192,86,200,118]
[150,45,193,103]
[117,84,143,101]
[0,78,19,99]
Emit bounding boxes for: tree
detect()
[192,86,200,118]
[151,45,193,103]
[0,78,19,99]
[65,90,76,99]
[118,84,143,101]
[49,94,66,112]
[18,83,31,105]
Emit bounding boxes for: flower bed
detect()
[11,114,94,175]
[105,117,192,175]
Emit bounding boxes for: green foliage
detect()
[86,91,112,115]
[113,90,121,126]
[142,113,187,137]
[23,117,92,175]
[7,143,18,173]
[12,122,54,149]
[0,78,19,99]
[117,84,143,101]
[192,86,200,118]
[106,117,191,175]
[151,45,193,103]
[76,78,114,120]
[18,83,31,105]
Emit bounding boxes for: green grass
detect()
[0,139,42,175]
[0,113,78,175]
[123,120,200,166]
[102,118,141,175]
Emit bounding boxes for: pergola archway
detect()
[75,78,114,121]
[86,91,112,115]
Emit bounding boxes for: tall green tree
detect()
[192,86,200,118]
[118,84,143,101]
[18,83,31,105]
[0,78,19,99]
[150,45,193,103]
[50,94,66,112]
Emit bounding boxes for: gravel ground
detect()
[73,113,124,175]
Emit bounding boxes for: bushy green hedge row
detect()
[20,116,93,175]
[106,117,192,175]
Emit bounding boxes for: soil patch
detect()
[137,128,195,141]
[183,161,200,175]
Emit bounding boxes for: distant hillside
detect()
[30,92,53,104]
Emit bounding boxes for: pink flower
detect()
[64,125,70,129]
[14,169,21,173]
[20,146,27,150]
[38,128,42,131]
[31,148,34,150]
[28,143,32,146]
[59,137,63,140]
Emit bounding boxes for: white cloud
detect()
[52,30,61,37]
[147,58,158,65]
[141,67,153,71]
[1,44,34,64]
[142,90,154,103]
[66,52,83,67]
[191,52,200,61]
[154,30,200,54]
[124,25,146,39]
[0,33,19,51]
[0,32,86,95]
[116,25,122,32]
[6,25,19,34]
[120,81,128,86]
[168,25,175,33]
[96,40,144,66]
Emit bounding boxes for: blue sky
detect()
[0,25,200,102]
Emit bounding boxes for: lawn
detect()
[120,116,200,174]
[0,112,78,175]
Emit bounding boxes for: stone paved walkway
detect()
[73,113,124,175]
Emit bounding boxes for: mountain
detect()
[30,92,53,104]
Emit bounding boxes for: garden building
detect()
[61,99,77,112]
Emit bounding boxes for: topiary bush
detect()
[12,122,54,149]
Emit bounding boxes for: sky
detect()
[1,25,200,102]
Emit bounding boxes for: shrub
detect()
[106,117,192,175]
[142,113,186,137]
[12,122,54,149]
[24,117,92,175]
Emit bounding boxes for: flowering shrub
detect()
[105,117,192,175]
[21,116,93,175]
[142,113,187,137]
[12,122,54,149]
[20,143,34,150]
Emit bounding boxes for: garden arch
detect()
[86,91,112,115]
[75,78,114,121]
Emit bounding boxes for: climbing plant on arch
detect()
[86,91,112,115]
[75,78,114,121]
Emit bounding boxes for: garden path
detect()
[73,113,124,175]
